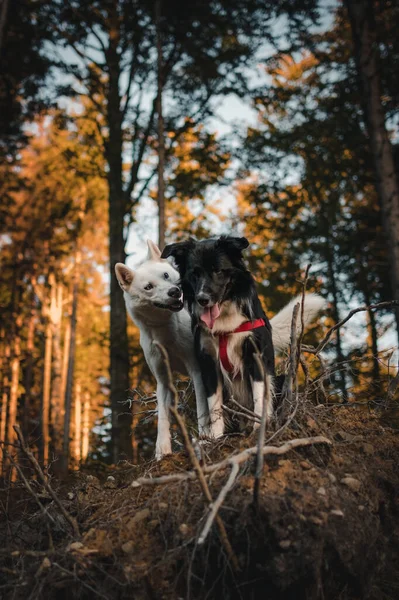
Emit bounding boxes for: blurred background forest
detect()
[0,0,398,472]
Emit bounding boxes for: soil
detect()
[1,405,398,600]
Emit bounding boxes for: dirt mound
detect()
[1,406,398,600]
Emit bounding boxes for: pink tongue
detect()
[200,304,220,329]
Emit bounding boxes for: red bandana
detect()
[218,318,266,374]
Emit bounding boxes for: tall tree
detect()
[344,0,399,335]
[0,0,53,161]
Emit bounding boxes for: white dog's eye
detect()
[144,283,153,290]
[164,272,170,280]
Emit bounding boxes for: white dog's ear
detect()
[115,263,134,290]
[147,239,162,261]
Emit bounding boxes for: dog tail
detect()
[270,293,326,352]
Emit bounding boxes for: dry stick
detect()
[298,265,311,397]
[3,447,55,553]
[281,303,300,417]
[152,342,240,572]
[298,264,311,355]
[222,404,261,424]
[230,397,261,419]
[198,462,239,545]
[310,301,399,356]
[387,368,399,406]
[249,339,270,509]
[133,435,331,487]
[13,425,80,538]
[2,447,56,532]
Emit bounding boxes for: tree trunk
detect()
[61,251,80,473]
[7,321,21,462]
[22,310,35,439]
[325,230,348,402]
[60,314,71,416]
[0,343,10,474]
[156,0,166,249]
[81,392,90,461]
[73,380,82,466]
[106,17,132,463]
[345,0,399,338]
[0,0,9,52]
[41,317,52,465]
[50,279,64,455]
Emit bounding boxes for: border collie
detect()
[161,236,325,439]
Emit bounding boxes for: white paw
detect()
[155,438,172,461]
[208,418,224,440]
[198,420,212,438]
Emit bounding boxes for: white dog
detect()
[115,240,210,459]
[116,240,325,460]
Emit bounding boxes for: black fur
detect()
[162,236,275,419]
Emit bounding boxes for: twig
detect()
[309,301,399,356]
[152,342,240,572]
[229,397,261,419]
[249,339,270,509]
[298,264,311,356]
[281,303,300,414]
[222,404,261,424]
[298,265,311,398]
[386,367,399,407]
[198,463,239,545]
[2,447,56,547]
[13,426,80,538]
[132,435,331,486]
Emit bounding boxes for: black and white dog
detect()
[161,235,325,439]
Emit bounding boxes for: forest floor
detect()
[1,403,398,600]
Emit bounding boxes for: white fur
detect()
[115,241,210,460]
[271,293,326,352]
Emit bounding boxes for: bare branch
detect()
[132,435,332,486]
[310,301,399,356]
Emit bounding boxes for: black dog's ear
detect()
[218,236,249,254]
[161,239,194,270]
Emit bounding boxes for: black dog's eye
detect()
[163,273,170,280]
[144,283,153,290]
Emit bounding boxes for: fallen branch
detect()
[132,435,331,486]
[13,426,80,538]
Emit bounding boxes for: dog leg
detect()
[191,370,211,436]
[155,382,173,460]
[252,376,274,431]
[207,384,224,439]
[196,349,224,439]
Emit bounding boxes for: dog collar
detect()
[218,318,266,374]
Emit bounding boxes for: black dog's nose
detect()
[168,287,181,299]
[197,294,210,307]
